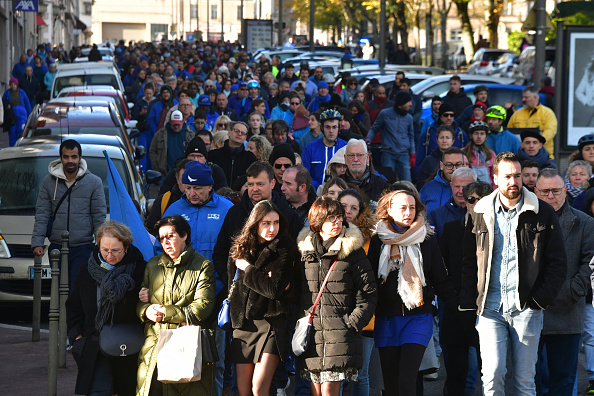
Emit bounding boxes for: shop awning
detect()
[65,12,87,30]
[36,14,47,26]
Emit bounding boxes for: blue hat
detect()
[231,84,239,91]
[238,81,248,87]
[140,55,148,62]
[195,75,204,83]
[318,81,329,90]
[198,95,211,106]
[182,161,214,186]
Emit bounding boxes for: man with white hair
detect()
[340,139,389,203]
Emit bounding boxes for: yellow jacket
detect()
[508,104,557,159]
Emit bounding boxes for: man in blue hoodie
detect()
[516,128,556,169]
[366,91,415,181]
[307,81,331,113]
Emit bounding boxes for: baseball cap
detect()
[170,110,184,125]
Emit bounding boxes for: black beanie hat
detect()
[438,103,455,117]
[394,91,412,107]
[268,143,296,166]
[185,136,209,158]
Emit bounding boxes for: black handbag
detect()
[184,307,219,364]
[2,102,15,132]
[99,323,145,357]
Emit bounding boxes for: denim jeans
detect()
[536,333,580,396]
[380,151,411,182]
[214,326,226,396]
[351,336,375,396]
[584,304,594,381]
[476,307,543,396]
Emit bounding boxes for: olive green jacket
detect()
[136,246,216,396]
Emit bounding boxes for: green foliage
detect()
[507,31,525,53]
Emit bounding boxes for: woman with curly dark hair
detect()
[227,200,298,396]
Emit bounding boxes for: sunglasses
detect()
[466,196,479,204]
[274,163,292,170]
[442,113,455,118]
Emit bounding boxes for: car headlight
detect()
[0,234,11,259]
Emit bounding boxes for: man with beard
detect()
[460,152,567,396]
[366,91,415,181]
[32,139,106,289]
[340,139,389,203]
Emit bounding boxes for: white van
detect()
[50,62,124,99]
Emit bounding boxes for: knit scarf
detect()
[87,250,136,331]
[376,218,427,310]
[343,166,371,186]
[565,178,584,198]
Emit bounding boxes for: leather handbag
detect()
[217,270,238,331]
[292,259,338,356]
[99,323,145,357]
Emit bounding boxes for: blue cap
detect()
[318,81,329,90]
[231,84,239,91]
[238,81,248,87]
[140,55,148,62]
[198,95,211,106]
[182,161,214,186]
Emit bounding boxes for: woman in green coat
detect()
[136,215,216,396]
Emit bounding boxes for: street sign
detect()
[14,0,38,12]
[187,33,195,41]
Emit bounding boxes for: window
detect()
[191,4,198,18]
[450,29,462,41]
[84,4,92,14]
[211,4,218,20]
[237,5,242,20]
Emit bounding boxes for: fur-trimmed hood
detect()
[297,223,365,261]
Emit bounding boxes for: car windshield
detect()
[0,156,131,214]
[53,75,119,97]
[483,52,506,61]
[25,126,125,138]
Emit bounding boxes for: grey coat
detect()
[543,202,594,335]
[32,159,106,248]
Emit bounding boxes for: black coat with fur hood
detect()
[228,233,298,329]
[297,224,377,372]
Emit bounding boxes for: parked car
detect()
[411,74,516,101]
[488,53,519,79]
[511,46,556,85]
[358,73,431,95]
[57,85,132,121]
[50,62,125,99]
[421,83,526,118]
[0,142,146,302]
[467,49,515,75]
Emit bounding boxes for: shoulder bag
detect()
[217,269,238,331]
[292,259,338,356]
[99,322,145,357]
[45,174,85,238]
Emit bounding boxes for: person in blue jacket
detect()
[307,81,331,113]
[416,103,469,173]
[419,147,469,215]
[2,78,32,146]
[234,80,270,119]
[516,129,556,169]
[147,85,178,136]
[302,109,347,190]
[485,105,521,155]
[366,91,416,182]
[162,161,233,295]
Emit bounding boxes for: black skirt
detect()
[230,317,286,364]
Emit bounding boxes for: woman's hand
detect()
[75,334,82,341]
[235,258,250,271]
[139,287,150,303]
[145,304,165,322]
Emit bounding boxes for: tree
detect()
[486,0,504,48]
[435,0,451,68]
[452,0,475,63]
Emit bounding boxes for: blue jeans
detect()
[476,307,543,396]
[351,336,374,396]
[584,304,594,381]
[214,326,226,396]
[380,151,411,182]
[466,346,479,392]
[536,333,580,396]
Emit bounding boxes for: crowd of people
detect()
[20,38,594,396]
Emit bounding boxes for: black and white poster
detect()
[567,32,594,145]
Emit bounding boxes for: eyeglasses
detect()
[232,128,248,136]
[466,196,479,204]
[290,102,300,106]
[349,82,358,86]
[443,162,464,170]
[442,113,455,118]
[100,248,124,257]
[536,188,564,196]
[324,125,339,131]
[325,215,343,223]
[239,88,247,91]
[274,163,292,170]
[218,123,227,128]
[158,233,178,243]
[179,103,192,107]
[346,153,366,159]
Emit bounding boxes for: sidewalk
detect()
[1,324,77,395]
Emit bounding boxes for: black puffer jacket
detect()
[297,225,377,372]
[228,234,298,328]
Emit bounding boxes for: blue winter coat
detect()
[307,94,330,113]
[163,192,234,295]
[486,129,521,155]
[419,171,452,215]
[516,147,556,169]
[428,197,467,241]
[270,105,294,126]
[233,96,271,119]
[366,106,415,155]
[302,138,347,190]
[147,99,179,135]
[416,121,469,172]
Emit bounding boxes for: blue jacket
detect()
[366,106,415,155]
[302,138,347,190]
[516,147,556,169]
[417,148,442,190]
[12,61,28,79]
[486,129,521,155]
[163,192,233,295]
[233,96,271,119]
[420,112,438,137]
[2,88,32,115]
[419,171,452,215]
[307,94,330,113]
[270,105,294,126]
[147,99,178,135]
[428,197,466,241]
[416,121,468,172]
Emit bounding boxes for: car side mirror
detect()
[145,170,162,185]
[129,128,141,139]
[135,145,146,160]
